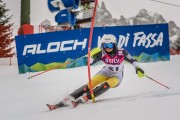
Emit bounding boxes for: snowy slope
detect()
[0,56,180,120]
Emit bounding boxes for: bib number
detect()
[108,66,119,71]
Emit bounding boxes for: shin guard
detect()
[86,82,110,100]
[70,84,89,99]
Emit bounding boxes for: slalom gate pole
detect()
[87,0,98,103]
[145,75,170,89]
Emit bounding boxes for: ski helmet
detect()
[101,34,117,44]
[101,34,118,54]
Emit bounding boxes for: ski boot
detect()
[46,101,65,111]
[71,95,89,108]
[47,96,76,111]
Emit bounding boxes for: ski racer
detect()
[47,34,145,110]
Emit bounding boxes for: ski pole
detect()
[27,61,70,79]
[28,56,85,79]
[145,75,170,89]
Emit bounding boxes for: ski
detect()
[71,99,83,108]
[46,104,59,111]
[46,98,85,111]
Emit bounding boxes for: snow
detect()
[0,55,180,120]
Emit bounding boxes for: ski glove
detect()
[136,67,145,78]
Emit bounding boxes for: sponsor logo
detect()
[105,58,120,64]
[133,32,163,48]
[23,39,87,56]
[98,32,163,48]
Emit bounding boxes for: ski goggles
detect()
[102,43,114,49]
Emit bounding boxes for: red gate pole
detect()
[87,0,98,103]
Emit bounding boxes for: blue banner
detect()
[15,24,170,73]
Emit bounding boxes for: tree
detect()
[0,0,14,58]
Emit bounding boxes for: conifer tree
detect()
[0,0,14,57]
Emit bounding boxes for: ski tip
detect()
[46,104,54,111]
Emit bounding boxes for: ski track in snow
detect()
[0,55,180,120]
